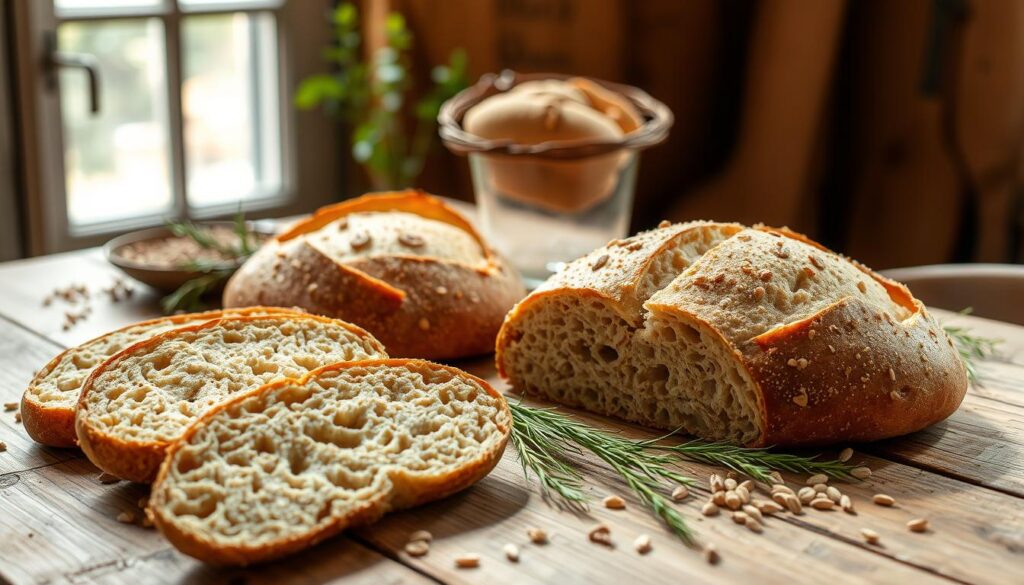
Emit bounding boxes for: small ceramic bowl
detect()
[104,222,277,293]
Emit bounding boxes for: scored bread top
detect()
[21,306,299,448]
[75,314,387,482]
[306,211,487,266]
[647,228,914,344]
[150,359,511,566]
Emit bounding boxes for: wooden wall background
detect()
[355,0,1024,269]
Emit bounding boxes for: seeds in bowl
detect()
[113,224,269,270]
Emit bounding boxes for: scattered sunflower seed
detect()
[603,495,627,510]
[634,534,653,555]
[797,487,816,504]
[454,553,481,568]
[588,524,613,547]
[851,466,872,480]
[702,502,720,517]
[703,543,720,565]
[504,543,520,562]
[860,528,881,545]
[907,518,929,533]
[405,540,430,557]
[838,447,854,462]
[527,527,548,544]
[671,485,690,501]
[873,494,896,507]
[806,474,828,486]
[811,498,836,511]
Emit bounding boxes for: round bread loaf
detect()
[223,190,526,359]
[496,221,968,447]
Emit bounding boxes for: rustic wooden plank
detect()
[0,315,81,476]
[0,249,167,348]
[0,457,433,585]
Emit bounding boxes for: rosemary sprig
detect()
[656,440,853,483]
[510,403,696,544]
[509,403,859,544]
[943,308,1001,382]
[160,271,231,314]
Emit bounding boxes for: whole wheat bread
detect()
[75,314,387,482]
[496,222,968,446]
[21,307,299,448]
[149,359,510,566]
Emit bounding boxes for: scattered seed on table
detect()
[671,485,690,501]
[712,490,727,506]
[703,543,720,564]
[851,467,872,480]
[907,518,929,533]
[405,540,430,557]
[806,474,828,485]
[709,474,724,492]
[589,524,613,547]
[724,478,738,491]
[745,518,764,534]
[455,554,480,568]
[116,511,134,524]
[736,485,751,504]
[702,502,720,517]
[811,498,836,511]
[634,534,653,555]
[603,495,626,510]
[840,495,855,514]
[772,484,795,497]
[813,483,828,493]
[873,494,896,507]
[783,494,804,515]
[838,447,854,462]
[527,527,548,544]
[861,528,881,545]
[738,480,754,492]
[0,441,7,453]
[3,402,16,411]
[826,486,842,503]
[504,543,520,562]
[758,501,783,515]
[724,491,742,510]
[798,487,816,504]
[731,511,749,525]
[743,504,764,523]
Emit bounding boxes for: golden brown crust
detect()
[496,222,969,446]
[223,190,526,359]
[150,359,509,565]
[22,307,302,448]
[741,297,967,446]
[75,314,386,483]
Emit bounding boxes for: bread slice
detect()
[149,359,510,566]
[21,307,300,448]
[496,222,968,446]
[75,314,388,482]
[223,190,526,359]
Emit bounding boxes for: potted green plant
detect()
[295,3,468,190]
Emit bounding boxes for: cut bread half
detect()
[22,306,301,448]
[149,359,510,566]
[75,314,387,482]
[496,222,968,446]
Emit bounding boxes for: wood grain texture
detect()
[1,253,1023,584]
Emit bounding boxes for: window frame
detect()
[12,0,339,255]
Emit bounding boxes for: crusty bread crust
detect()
[149,359,510,566]
[22,307,301,448]
[222,190,526,359]
[75,314,387,482]
[496,222,968,446]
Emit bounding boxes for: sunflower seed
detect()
[783,494,804,515]
[634,534,653,555]
[797,487,816,504]
[743,505,764,523]
[757,501,784,515]
[851,467,872,480]
[731,511,749,525]
[811,498,836,511]
[873,494,896,507]
[745,518,764,533]
[703,543,720,564]
[907,518,929,533]
[405,540,430,557]
[806,474,828,486]
[712,490,727,506]
[527,527,548,544]
[603,495,627,509]
[861,528,881,544]
[724,491,742,510]
[709,474,724,492]
[840,495,855,513]
[701,502,720,517]
[504,543,520,562]
[838,447,854,462]
[813,483,828,493]
[455,553,480,568]
[826,486,842,503]
[672,485,690,501]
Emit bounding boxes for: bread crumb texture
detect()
[150,360,510,564]
[497,222,966,446]
[80,316,386,444]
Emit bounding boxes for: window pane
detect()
[59,19,174,226]
[56,0,164,16]
[182,12,282,208]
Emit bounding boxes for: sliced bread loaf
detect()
[496,222,968,447]
[75,314,387,482]
[149,359,510,566]
[22,307,299,448]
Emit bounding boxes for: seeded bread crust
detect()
[149,359,510,566]
[496,222,968,447]
[223,190,526,359]
[21,307,301,448]
[75,314,387,482]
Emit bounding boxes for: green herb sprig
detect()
[943,308,1001,382]
[161,212,257,314]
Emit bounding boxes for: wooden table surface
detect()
[0,248,1022,585]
